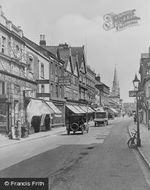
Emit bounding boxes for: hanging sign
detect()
[58,76,71,86]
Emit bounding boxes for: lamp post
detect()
[133,74,141,147]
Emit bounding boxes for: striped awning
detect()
[79,106,95,113]
[46,101,62,114]
[66,105,81,114]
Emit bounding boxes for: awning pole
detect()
[86,104,88,124]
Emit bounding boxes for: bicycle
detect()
[127,129,137,148]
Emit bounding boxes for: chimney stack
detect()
[95,74,101,82]
[39,34,46,46]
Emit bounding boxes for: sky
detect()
[0,0,150,102]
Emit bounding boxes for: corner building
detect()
[0,7,37,133]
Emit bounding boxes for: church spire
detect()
[111,66,120,97]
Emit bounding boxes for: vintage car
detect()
[94,107,108,127]
[66,115,89,135]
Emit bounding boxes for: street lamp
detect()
[133,74,141,147]
[133,74,139,90]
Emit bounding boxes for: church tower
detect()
[109,66,122,114]
[111,66,120,98]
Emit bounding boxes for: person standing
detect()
[45,114,50,130]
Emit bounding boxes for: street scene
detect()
[0,0,150,189]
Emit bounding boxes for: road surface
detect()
[0,117,149,190]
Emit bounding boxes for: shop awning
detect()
[109,107,118,114]
[46,101,62,114]
[79,106,87,112]
[79,106,95,113]
[73,105,86,113]
[66,105,82,114]
[95,107,105,112]
[27,99,54,122]
[88,107,95,113]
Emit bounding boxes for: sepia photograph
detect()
[0,0,150,189]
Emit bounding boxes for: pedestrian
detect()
[134,115,136,124]
[45,114,50,130]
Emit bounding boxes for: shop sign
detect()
[58,76,71,86]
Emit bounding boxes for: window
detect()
[50,83,53,96]
[50,62,53,75]
[2,36,6,54]
[0,81,5,94]
[56,85,59,97]
[41,63,44,78]
[55,64,58,76]
[28,55,34,72]
[14,84,20,94]
[148,86,150,98]
[41,85,45,93]
[16,45,19,52]
[60,86,62,98]
[53,63,55,74]
[59,67,61,77]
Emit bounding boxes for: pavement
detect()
[0,126,66,149]
[0,121,95,149]
[128,120,150,169]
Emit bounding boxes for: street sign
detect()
[137,91,144,96]
[58,76,71,86]
[129,90,137,97]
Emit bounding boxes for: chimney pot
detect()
[39,34,46,46]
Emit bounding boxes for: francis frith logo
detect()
[103,9,140,31]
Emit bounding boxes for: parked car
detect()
[94,107,108,127]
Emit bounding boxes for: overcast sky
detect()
[0,0,149,102]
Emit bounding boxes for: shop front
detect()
[0,96,10,134]
[26,98,54,133]
[50,99,66,127]
[65,99,95,126]
[45,101,63,127]
[79,105,95,121]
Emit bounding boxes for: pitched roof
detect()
[71,46,86,70]
[44,45,70,69]
[45,45,79,76]
[44,46,58,56]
